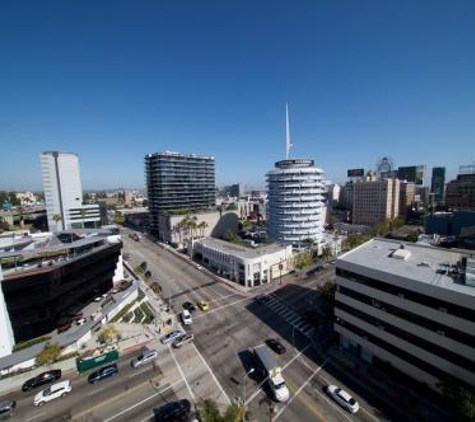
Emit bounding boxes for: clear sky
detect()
[0,0,474,191]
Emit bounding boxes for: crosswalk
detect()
[264,295,314,337]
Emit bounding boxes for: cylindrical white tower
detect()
[266,159,325,248]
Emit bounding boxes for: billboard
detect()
[347,168,364,178]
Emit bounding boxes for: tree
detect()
[36,342,62,366]
[197,399,246,422]
[406,230,420,243]
[346,234,368,249]
[98,325,120,344]
[439,379,475,422]
[321,245,333,261]
[303,237,315,251]
[113,211,124,225]
[52,214,62,231]
[224,229,242,244]
[317,281,336,306]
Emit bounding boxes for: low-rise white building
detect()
[335,238,475,390]
[191,238,293,289]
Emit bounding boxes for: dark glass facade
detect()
[430,167,446,205]
[145,152,216,235]
[2,242,121,342]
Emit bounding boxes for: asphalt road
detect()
[121,229,393,422]
[2,228,420,422]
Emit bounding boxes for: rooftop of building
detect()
[195,237,290,259]
[338,237,475,296]
[145,151,214,160]
[0,227,121,278]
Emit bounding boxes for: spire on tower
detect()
[285,103,294,159]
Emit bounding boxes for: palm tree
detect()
[198,221,208,238]
[52,214,62,231]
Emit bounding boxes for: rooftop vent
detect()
[391,249,411,260]
[417,261,430,267]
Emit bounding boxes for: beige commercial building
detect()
[335,238,475,390]
[399,182,416,218]
[351,178,400,226]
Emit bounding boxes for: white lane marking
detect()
[193,296,253,319]
[272,357,331,421]
[87,386,105,396]
[207,291,240,304]
[103,378,184,422]
[25,413,46,422]
[245,344,311,405]
[169,344,195,401]
[191,342,232,405]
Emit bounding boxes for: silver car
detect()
[131,350,158,369]
[0,401,16,420]
[160,330,184,345]
[327,385,359,413]
[172,333,194,348]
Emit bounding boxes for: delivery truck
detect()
[253,344,289,402]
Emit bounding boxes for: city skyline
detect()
[1,1,474,190]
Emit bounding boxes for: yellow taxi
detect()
[197,300,209,311]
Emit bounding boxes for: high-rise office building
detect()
[351,178,400,226]
[397,165,425,185]
[431,167,446,205]
[145,151,216,236]
[266,159,325,248]
[41,151,101,232]
[229,183,245,198]
[399,181,416,219]
[446,174,475,210]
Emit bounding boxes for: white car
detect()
[76,318,87,326]
[326,385,359,413]
[34,381,71,407]
[181,309,192,325]
[93,296,102,302]
[131,350,158,369]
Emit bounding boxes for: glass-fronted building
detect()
[145,151,216,236]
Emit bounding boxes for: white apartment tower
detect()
[266,105,326,248]
[41,151,100,232]
[0,265,15,358]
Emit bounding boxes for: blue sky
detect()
[0,0,474,191]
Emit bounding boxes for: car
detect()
[22,370,62,392]
[182,301,196,313]
[255,295,270,305]
[326,385,359,414]
[181,309,192,325]
[265,338,286,355]
[131,350,158,369]
[76,318,87,326]
[172,333,194,348]
[197,300,209,311]
[0,400,16,419]
[153,399,191,421]
[161,330,185,345]
[87,364,119,384]
[93,296,102,302]
[33,381,71,407]
[68,311,83,320]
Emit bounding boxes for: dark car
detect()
[22,370,62,392]
[266,338,286,355]
[182,301,196,313]
[0,400,16,419]
[88,364,118,384]
[153,399,191,421]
